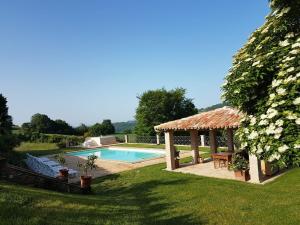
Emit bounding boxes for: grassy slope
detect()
[3,142,299,225]
[0,164,299,225]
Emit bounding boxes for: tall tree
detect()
[135,88,198,135]
[101,119,115,135]
[30,113,54,133]
[0,94,17,154]
[222,0,300,167]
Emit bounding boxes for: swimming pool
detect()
[67,148,165,163]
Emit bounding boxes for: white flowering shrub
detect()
[222,0,300,167]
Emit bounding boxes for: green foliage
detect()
[88,120,115,136]
[28,133,84,145]
[77,154,98,176]
[54,153,66,166]
[101,119,115,135]
[231,151,249,171]
[22,113,77,135]
[198,103,230,113]
[75,123,89,135]
[222,0,300,167]
[134,88,198,135]
[113,121,136,133]
[0,94,19,154]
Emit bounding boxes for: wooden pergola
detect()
[154,107,263,183]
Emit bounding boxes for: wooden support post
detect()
[209,129,218,153]
[227,128,234,152]
[190,130,199,164]
[165,131,176,170]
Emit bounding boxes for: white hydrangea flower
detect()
[249,37,256,44]
[292,42,300,48]
[248,131,259,140]
[241,142,248,149]
[278,145,289,153]
[285,32,294,38]
[268,153,280,162]
[290,49,300,55]
[250,117,257,125]
[275,119,284,127]
[258,119,268,126]
[284,76,296,84]
[269,93,276,100]
[271,103,278,108]
[265,145,271,151]
[279,40,290,47]
[252,61,260,67]
[267,108,278,119]
[272,79,282,88]
[274,127,283,134]
[287,113,297,120]
[244,128,249,134]
[260,114,267,119]
[286,67,295,73]
[293,97,300,105]
[256,146,263,154]
[276,88,287,96]
[296,118,300,125]
[274,134,281,139]
[278,100,286,105]
[265,123,276,134]
[294,144,300,149]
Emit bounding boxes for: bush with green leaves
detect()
[222,0,300,167]
[0,94,19,155]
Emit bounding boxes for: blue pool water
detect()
[67,148,164,163]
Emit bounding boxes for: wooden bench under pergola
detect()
[154,107,263,183]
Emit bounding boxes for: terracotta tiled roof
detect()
[154,107,242,131]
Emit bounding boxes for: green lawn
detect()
[1,142,300,224]
[0,163,299,225]
[14,142,84,157]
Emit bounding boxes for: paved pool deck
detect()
[48,149,194,183]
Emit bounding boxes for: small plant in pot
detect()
[174,147,180,168]
[231,151,250,181]
[54,153,69,181]
[77,154,98,190]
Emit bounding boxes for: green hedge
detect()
[29,133,84,146]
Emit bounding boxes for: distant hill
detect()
[113,120,136,133]
[198,103,230,113]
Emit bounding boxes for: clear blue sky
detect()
[0,0,269,126]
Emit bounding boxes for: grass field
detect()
[0,164,299,225]
[14,142,84,157]
[2,142,299,225]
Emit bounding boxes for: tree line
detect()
[21,114,115,137]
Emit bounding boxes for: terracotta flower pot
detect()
[234,169,250,181]
[80,175,92,189]
[58,169,69,182]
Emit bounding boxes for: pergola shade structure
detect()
[154,107,263,183]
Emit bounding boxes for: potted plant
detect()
[77,154,98,190]
[174,147,180,168]
[231,151,250,181]
[54,153,69,181]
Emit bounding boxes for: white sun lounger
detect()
[25,154,78,178]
